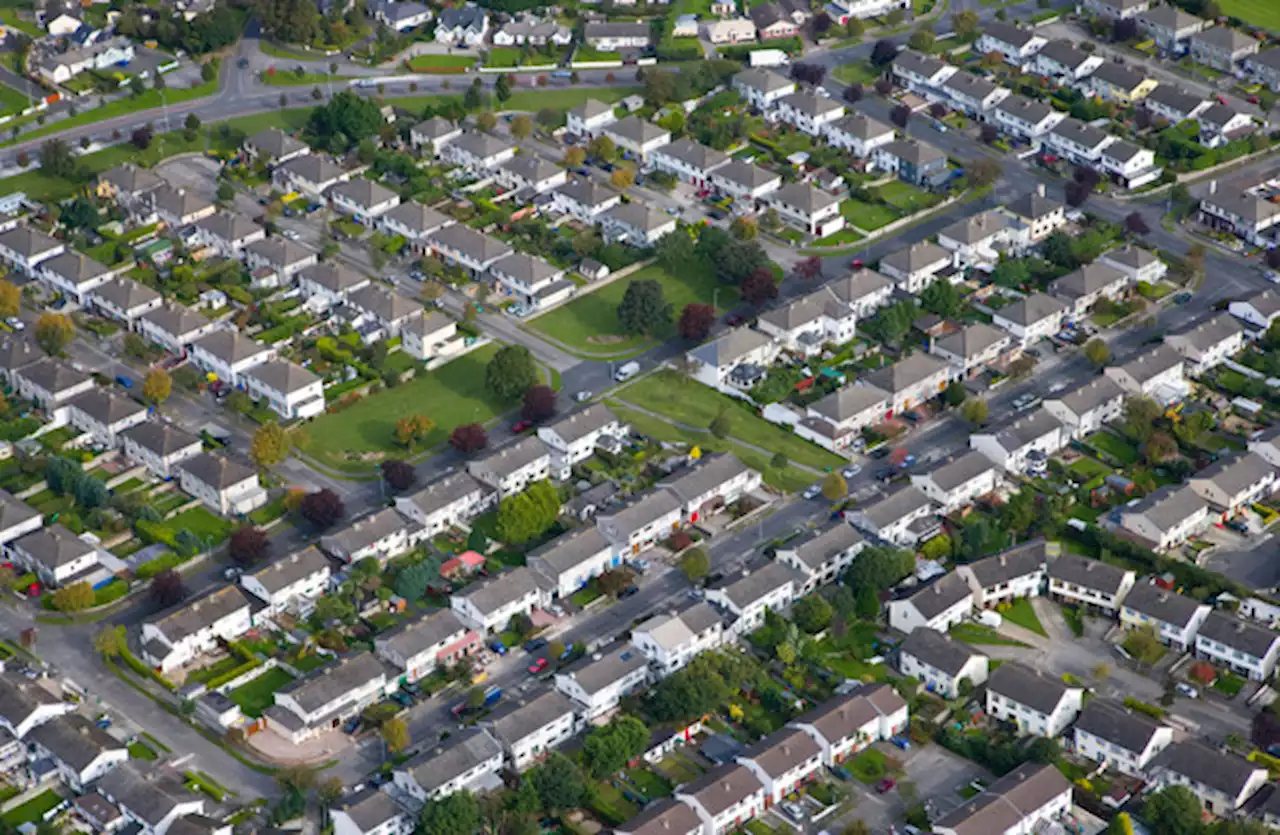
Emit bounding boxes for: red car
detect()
[512,420,533,433]
[875,778,896,794]
[528,658,548,674]
[850,258,864,269]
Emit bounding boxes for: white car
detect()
[282,229,300,241]
[1175,683,1200,699]
[802,484,822,500]
[574,390,592,402]
[5,317,22,331]
[1047,380,1068,394]
[841,464,862,478]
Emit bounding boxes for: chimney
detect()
[1036,183,1046,198]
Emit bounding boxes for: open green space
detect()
[300,343,509,470]
[529,263,736,357]
[0,82,29,117]
[260,70,354,86]
[1000,598,1047,637]
[163,506,234,544]
[1218,0,1280,32]
[832,60,881,86]
[229,667,295,717]
[0,8,41,36]
[128,740,159,760]
[2,80,218,147]
[949,623,1030,647]
[878,180,941,213]
[840,198,899,231]
[407,54,477,72]
[848,748,891,784]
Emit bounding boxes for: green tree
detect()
[854,585,880,619]
[250,423,290,469]
[486,344,539,400]
[51,582,94,612]
[582,715,648,778]
[951,9,979,36]
[495,72,512,102]
[1084,338,1111,367]
[587,135,616,163]
[380,717,409,753]
[920,279,961,318]
[961,397,988,425]
[531,753,584,812]
[216,182,235,202]
[1123,395,1162,442]
[908,26,935,51]
[510,114,532,139]
[307,90,384,151]
[1143,786,1204,835]
[709,409,732,439]
[39,139,77,180]
[843,545,914,591]
[680,548,709,583]
[93,625,125,657]
[476,111,497,131]
[821,472,847,502]
[142,368,172,406]
[944,382,967,407]
[61,197,99,230]
[419,791,480,835]
[0,281,19,319]
[1106,812,1134,835]
[1000,489,1035,535]
[617,278,673,336]
[990,258,1031,289]
[1123,625,1166,666]
[792,595,833,634]
[260,0,320,45]
[496,481,560,545]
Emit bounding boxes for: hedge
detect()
[204,658,260,690]
[119,645,175,690]
[136,518,177,548]
[1122,697,1164,719]
[720,38,803,59]
[135,552,184,580]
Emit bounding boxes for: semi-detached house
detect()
[537,404,628,480]
[1073,698,1172,776]
[402,311,463,363]
[1043,376,1126,440]
[1166,312,1244,375]
[0,675,74,740]
[188,329,273,387]
[0,226,64,277]
[38,252,115,304]
[602,116,670,162]
[940,70,1009,117]
[910,450,1002,513]
[267,652,387,743]
[1044,117,1114,165]
[550,180,622,224]
[651,138,730,187]
[244,128,310,166]
[376,608,477,684]
[1119,581,1210,651]
[467,436,551,498]
[297,262,371,309]
[379,201,452,254]
[321,507,415,566]
[705,560,797,635]
[789,686,909,766]
[1151,740,1269,816]
[878,241,953,295]
[862,352,950,416]
[393,728,504,802]
[1192,25,1258,71]
[443,132,515,172]
[328,178,401,226]
[1194,610,1280,680]
[1190,451,1276,519]
[886,570,972,634]
[614,800,702,835]
[1050,262,1130,319]
[710,160,782,202]
[0,492,42,550]
[553,643,649,720]
[956,540,1048,609]
[897,629,988,699]
[1119,483,1209,552]
[176,452,269,517]
[1031,40,1104,81]
[764,182,843,237]
[660,452,761,523]
[66,387,147,448]
[602,203,677,248]
[244,360,324,421]
[985,660,1083,737]
[137,303,216,356]
[827,269,893,319]
[769,92,844,137]
[736,728,823,805]
[933,764,1071,835]
[12,358,93,408]
[630,602,727,676]
[991,292,1068,348]
[190,212,266,257]
[121,422,202,479]
[732,69,796,110]
[687,328,780,396]
[825,113,895,157]
[676,764,765,835]
[975,22,1047,64]
[930,322,1013,381]
[9,524,99,589]
[273,155,349,199]
[394,472,495,538]
[1137,5,1205,51]
[244,238,318,287]
[775,522,864,593]
[89,277,162,326]
[993,94,1064,141]
[485,688,579,770]
[98,764,206,835]
[240,546,332,617]
[149,185,216,228]
[450,566,547,633]
[346,284,423,340]
[1046,553,1135,615]
[140,585,252,673]
[796,383,889,452]
[566,100,618,138]
[529,526,617,600]
[28,713,127,791]
[330,789,411,835]
[851,486,938,548]
[891,50,954,95]
[969,408,1065,475]
[1104,343,1187,402]
[495,156,567,195]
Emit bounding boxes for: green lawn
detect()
[812,227,865,247]
[1219,0,1280,31]
[832,60,881,86]
[1087,430,1140,466]
[407,54,477,71]
[1066,456,1112,481]
[260,70,353,86]
[300,343,511,470]
[848,748,890,784]
[1000,598,1047,637]
[164,506,234,544]
[529,264,736,357]
[615,370,845,472]
[877,180,940,214]
[840,198,899,231]
[1,790,62,827]
[2,81,219,147]
[949,623,1030,647]
[0,8,42,37]
[485,47,523,67]
[0,81,29,117]
[1214,670,1245,698]
[128,740,159,760]
[229,667,295,717]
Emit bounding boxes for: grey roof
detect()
[863,352,949,395]
[933,763,1071,835]
[383,201,450,234]
[1193,25,1254,52]
[321,508,409,559]
[710,561,798,611]
[191,328,269,365]
[347,284,421,324]
[880,241,950,276]
[605,202,675,234]
[69,388,146,426]
[828,269,893,305]
[98,765,191,828]
[1240,289,1280,320]
[542,403,620,445]
[1089,61,1147,92]
[329,177,398,209]
[893,49,948,79]
[1199,102,1249,130]
[1145,84,1206,115]
[559,643,646,695]
[941,210,1009,245]
[733,68,794,95]
[569,99,615,121]
[617,798,702,835]
[748,2,786,28]
[555,178,622,209]
[470,436,549,483]
[16,358,88,395]
[942,70,1000,102]
[1115,343,1183,385]
[988,660,1076,714]
[278,652,385,714]
[1155,740,1265,798]
[1170,312,1243,353]
[1051,262,1127,300]
[0,490,38,534]
[399,728,503,796]
[151,185,213,220]
[100,164,162,195]
[897,570,970,619]
[878,139,945,167]
[740,727,821,778]
[1005,190,1063,221]
[861,485,934,530]
[831,112,894,141]
[121,422,200,458]
[333,789,404,833]
[403,472,490,517]
[1122,581,1205,628]
[1075,698,1167,755]
[995,93,1055,125]
[1193,450,1273,497]
[278,154,346,184]
[92,277,160,311]
[380,609,468,662]
[984,409,1063,453]
[299,262,369,294]
[247,128,308,160]
[982,21,1041,48]
[428,223,513,263]
[655,138,730,172]
[713,160,781,191]
[1046,553,1132,594]
[1038,39,1094,70]
[499,154,562,185]
[584,21,650,40]
[777,91,844,118]
[1049,117,1109,150]
[149,585,250,643]
[0,339,38,375]
[794,684,906,744]
[41,252,110,288]
[487,687,576,744]
[605,115,669,146]
[769,181,839,214]
[678,763,763,815]
[1049,376,1125,417]
[139,303,211,338]
[438,3,485,30]
[808,384,889,423]
[998,291,1067,326]
[245,360,321,395]
[660,453,752,505]
[1122,484,1207,534]
[195,212,261,243]
[456,566,542,614]
[245,237,315,268]
[964,541,1049,588]
[0,674,64,731]
[934,322,1009,361]
[1102,139,1148,164]
[15,524,93,570]
[783,522,864,571]
[1198,610,1280,659]
[29,713,124,771]
[690,327,773,368]
[248,546,330,595]
[923,450,998,492]
[405,310,455,340]
[452,132,512,162]
[1250,49,1280,71]
[179,452,257,490]
[898,628,984,677]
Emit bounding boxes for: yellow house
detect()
[1086,62,1158,104]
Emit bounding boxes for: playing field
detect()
[1219,0,1280,32]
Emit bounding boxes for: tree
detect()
[1084,338,1111,367]
[844,545,915,591]
[944,382,967,407]
[419,791,479,835]
[564,147,586,168]
[184,112,201,141]
[611,166,636,189]
[617,279,673,336]
[0,281,20,319]
[870,39,898,66]
[908,27,935,52]
[1125,211,1150,235]
[587,135,616,163]
[34,313,73,356]
[495,72,512,102]
[250,423,290,469]
[794,255,823,281]
[93,626,125,657]
[793,595,833,633]
[990,258,1031,289]
[1123,624,1166,666]
[1143,786,1204,835]
[486,345,538,400]
[394,415,435,449]
[843,83,864,103]
[1123,395,1162,442]
[516,385,556,423]
[52,582,94,612]
[449,423,489,453]
[1143,431,1177,464]
[731,215,758,241]
[476,111,497,132]
[677,303,716,342]
[510,114,533,140]
[496,481,560,545]
[308,91,383,151]
[381,717,409,753]
[822,472,847,502]
[131,126,153,150]
[854,585,880,619]
[150,568,187,608]
[680,548,709,583]
[532,753,585,812]
[709,410,731,439]
[229,526,271,566]
[741,269,778,307]
[920,279,961,318]
[39,139,76,180]
[61,197,100,231]
[381,459,416,492]
[142,368,172,406]
[952,9,979,36]
[216,182,235,202]
[300,489,345,529]
[966,158,1001,189]
[890,104,911,128]
[393,561,434,602]
[582,715,648,778]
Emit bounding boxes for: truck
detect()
[750,49,789,68]
[614,361,640,382]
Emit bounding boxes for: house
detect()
[933,764,1072,835]
[931,322,1013,380]
[0,339,38,386]
[1232,289,1280,330]
[0,225,65,276]
[348,284,422,341]
[1198,186,1280,246]
[630,603,726,676]
[444,133,515,174]
[426,223,513,277]
[376,609,477,684]
[467,436,551,497]
[177,453,269,516]
[748,3,798,39]
[244,128,310,166]
[736,728,822,805]
[862,352,950,416]
[243,360,324,422]
[399,312,462,365]
[9,525,98,589]
[12,358,93,408]
[1030,40,1104,82]
[1003,187,1067,244]
[1192,26,1258,71]
[1118,483,1210,553]
[1044,117,1114,165]
[1104,343,1187,403]
[0,675,73,739]
[886,570,972,634]
[891,50,955,94]
[495,156,568,196]
[267,652,387,742]
[651,139,730,187]
[797,384,890,452]
[975,22,1047,64]
[140,586,253,672]
[583,22,652,51]
[732,69,796,110]
[551,180,623,224]
[871,140,949,187]
[602,203,678,247]
[896,629,988,699]
[1046,553,1135,615]
[97,765,206,835]
[121,422,202,479]
[240,546,332,617]
[380,201,452,255]
[825,113,895,158]
[537,403,628,480]
[660,453,761,523]
[566,100,617,138]
[367,0,431,30]
[491,19,571,46]
[705,560,797,635]
[1150,740,1269,815]
[985,661,1083,737]
[330,789,412,835]
[602,116,671,161]
[329,179,401,225]
[827,269,894,318]
[67,387,147,448]
[149,186,216,228]
[89,277,163,325]
[27,713,127,791]
[1083,61,1158,105]
[1189,451,1277,519]
[485,688,579,770]
[1197,102,1258,149]
[190,212,265,257]
[408,118,463,154]
[825,0,909,20]
[1083,0,1150,18]
[764,182,843,237]
[435,4,487,45]
[97,164,162,205]
[775,523,864,594]
[38,251,114,303]
[1195,610,1280,680]
[686,328,780,396]
[528,526,616,600]
[1166,313,1245,375]
[1049,262,1130,318]
[243,238,318,286]
[320,509,413,568]
[188,329,273,387]
[992,94,1065,142]
[0,492,42,549]
[971,410,1065,475]
[393,728,504,801]
[756,287,857,356]
[1119,580,1211,650]
[1100,245,1168,285]
[137,303,216,355]
[395,472,495,538]
[938,210,1013,268]
[939,70,1010,117]
[675,764,766,835]
[615,800,702,835]
[910,451,1002,513]
[450,567,548,633]
[878,241,953,294]
[1143,84,1212,124]
[1073,698,1173,776]
[710,160,782,202]
[770,92,845,137]
[296,262,371,309]
[554,643,648,720]
[702,18,756,43]
[1099,140,1163,189]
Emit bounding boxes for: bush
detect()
[1122,696,1165,719]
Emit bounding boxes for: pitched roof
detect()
[633,602,723,651]
[487,687,576,744]
[1169,312,1243,353]
[1197,610,1280,659]
[988,660,1077,714]
[383,200,451,234]
[1122,580,1206,629]
[1049,116,1110,150]
[769,181,839,214]
[997,292,1066,326]
[808,384,889,423]
[995,93,1055,125]
[1050,262,1128,300]
[456,566,543,614]
[541,403,620,444]
[191,328,270,364]
[151,185,213,220]
[828,269,892,304]
[245,360,321,395]
[679,763,763,815]
[782,522,864,571]
[0,490,39,534]
[1089,61,1148,92]
[1046,553,1131,594]
[15,524,94,570]
[898,628,984,677]
[16,358,88,395]
[347,284,421,324]
[933,763,1071,835]
[863,352,949,395]
[713,160,781,191]
[148,585,250,642]
[248,546,331,595]
[1038,39,1094,70]
[469,436,549,482]
[880,241,950,276]
[934,322,1009,361]
[739,726,820,778]
[321,508,410,558]
[399,728,503,796]
[247,128,308,160]
[29,713,124,771]
[558,644,647,695]
[1074,698,1167,755]
[617,798,702,835]
[379,609,468,662]
[528,526,610,579]
[982,21,1041,48]
[139,302,211,338]
[0,339,38,375]
[777,91,844,118]
[1114,343,1183,385]
[1122,483,1207,535]
[709,561,798,611]
[1005,190,1063,221]
[194,212,261,243]
[830,112,894,141]
[1155,740,1265,799]
[121,422,201,458]
[100,164,162,194]
[428,222,513,263]
[1145,84,1207,115]
[660,453,753,505]
[1048,376,1125,417]
[69,387,146,426]
[877,139,945,166]
[329,177,398,209]
[690,327,773,368]
[605,202,674,234]
[41,252,110,288]
[655,138,730,172]
[896,570,971,619]
[403,471,490,517]
[923,450,999,493]
[98,764,192,828]
[92,277,160,311]
[333,789,404,834]
[278,652,385,714]
[733,68,794,94]
[1194,25,1254,52]
[605,115,670,146]
[555,178,621,209]
[794,684,906,744]
[178,452,257,490]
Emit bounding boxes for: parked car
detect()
[523,638,547,653]
[619,584,640,599]
[875,778,896,794]
[1175,683,1200,699]
[802,484,822,500]
[528,657,549,674]
[1174,292,1193,304]
[574,390,592,402]
[511,420,533,433]
[115,375,133,389]
[841,464,862,478]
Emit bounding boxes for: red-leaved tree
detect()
[450,423,489,453]
[678,303,716,341]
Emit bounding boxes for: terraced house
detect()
[1119,581,1211,651]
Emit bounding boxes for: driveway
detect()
[831,744,991,833]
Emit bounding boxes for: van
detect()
[976,610,1002,628]
[614,361,640,382]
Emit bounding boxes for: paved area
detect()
[832,744,991,834]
